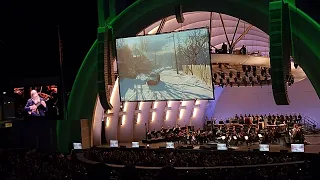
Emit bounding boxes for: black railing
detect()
[302,116,318,132]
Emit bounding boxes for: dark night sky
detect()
[0,0,318,91]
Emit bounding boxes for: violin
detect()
[38,93,53,101]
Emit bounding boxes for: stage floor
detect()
[98,135,320,154]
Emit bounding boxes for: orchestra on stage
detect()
[146,114,305,146]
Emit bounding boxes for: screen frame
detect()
[259,144,270,152]
[217,143,228,150]
[73,142,83,150]
[131,141,139,148]
[115,27,215,102]
[110,140,119,148]
[12,85,63,120]
[165,142,174,149]
[291,144,305,152]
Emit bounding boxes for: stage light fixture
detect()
[242,65,246,72]
[229,72,233,78]
[214,73,218,79]
[219,78,223,85]
[253,66,256,73]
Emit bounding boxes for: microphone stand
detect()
[145,123,148,140]
[57,26,67,120]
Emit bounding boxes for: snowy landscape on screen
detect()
[116,28,214,101]
[120,68,214,101]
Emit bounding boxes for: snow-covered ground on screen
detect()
[119,68,214,101]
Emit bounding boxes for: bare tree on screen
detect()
[132,37,149,56]
[117,37,153,78]
[116,39,125,49]
[117,45,136,78]
[179,30,209,75]
[139,37,149,54]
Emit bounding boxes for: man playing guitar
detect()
[24,90,48,116]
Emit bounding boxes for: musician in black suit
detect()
[24,90,48,116]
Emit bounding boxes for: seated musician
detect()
[285,114,289,122]
[244,117,250,124]
[166,126,170,133]
[253,117,258,124]
[147,130,152,139]
[260,114,264,121]
[289,114,293,122]
[24,90,48,116]
[298,113,302,122]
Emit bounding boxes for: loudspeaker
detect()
[97,27,113,110]
[269,1,292,105]
[2,101,15,119]
[175,5,184,23]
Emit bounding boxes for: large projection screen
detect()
[116,28,214,101]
